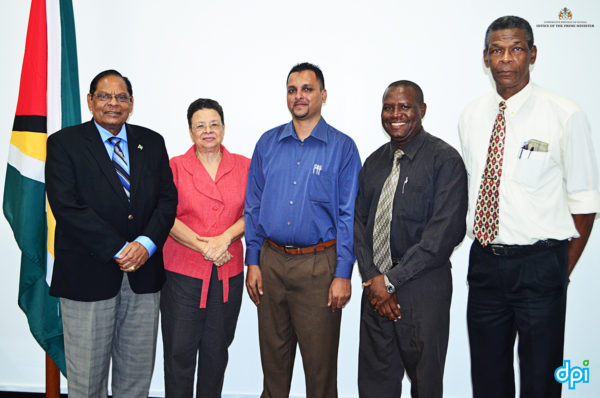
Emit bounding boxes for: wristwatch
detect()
[383,274,395,294]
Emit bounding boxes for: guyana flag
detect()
[3,0,81,375]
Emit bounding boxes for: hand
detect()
[213,251,233,267]
[328,277,351,311]
[116,241,149,272]
[197,234,231,263]
[245,264,263,305]
[363,275,401,321]
[376,294,402,321]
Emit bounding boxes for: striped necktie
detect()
[109,137,130,200]
[473,101,506,246]
[373,148,404,273]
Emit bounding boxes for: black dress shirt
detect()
[354,129,468,287]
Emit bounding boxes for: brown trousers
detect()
[258,241,341,398]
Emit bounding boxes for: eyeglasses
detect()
[92,93,131,103]
[191,122,222,132]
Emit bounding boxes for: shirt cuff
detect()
[114,236,156,259]
[114,243,128,258]
[135,236,157,257]
[333,260,353,279]
[567,190,600,216]
[386,267,406,288]
[246,248,260,266]
[361,266,380,283]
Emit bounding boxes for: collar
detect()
[94,120,127,143]
[494,81,533,115]
[388,127,427,161]
[278,117,328,143]
[182,144,234,180]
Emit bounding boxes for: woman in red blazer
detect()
[160,98,250,397]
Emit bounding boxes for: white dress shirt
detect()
[459,82,600,245]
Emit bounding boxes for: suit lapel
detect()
[84,120,130,207]
[126,124,143,203]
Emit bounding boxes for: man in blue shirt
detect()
[245,62,361,398]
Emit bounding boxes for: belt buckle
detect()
[284,245,300,255]
[490,244,506,256]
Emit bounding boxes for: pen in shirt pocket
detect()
[519,139,549,159]
[519,141,528,159]
[518,142,534,159]
[402,177,408,194]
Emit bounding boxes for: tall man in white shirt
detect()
[459,15,600,398]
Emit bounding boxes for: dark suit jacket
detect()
[46,120,177,301]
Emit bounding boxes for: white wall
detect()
[1,1,599,397]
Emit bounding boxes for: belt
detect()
[476,238,563,257]
[266,239,336,255]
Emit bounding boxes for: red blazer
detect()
[163,145,250,307]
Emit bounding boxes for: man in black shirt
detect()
[354,80,468,398]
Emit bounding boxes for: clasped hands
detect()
[195,234,232,266]
[363,274,402,321]
[116,241,149,272]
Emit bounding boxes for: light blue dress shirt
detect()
[94,121,157,258]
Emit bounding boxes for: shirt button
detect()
[289,201,293,205]
[128,214,133,220]
[293,181,297,185]
[300,142,304,146]
[213,206,219,211]
[287,221,291,225]
[297,161,300,166]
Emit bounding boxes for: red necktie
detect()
[474,101,506,246]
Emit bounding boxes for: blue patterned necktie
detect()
[109,137,130,200]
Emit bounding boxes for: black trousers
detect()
[160,267,243,398]
[358,265,452,398]
[467,240,569,398]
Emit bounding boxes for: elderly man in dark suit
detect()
[45,69,177,398]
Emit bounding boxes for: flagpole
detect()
[45,353,60,398]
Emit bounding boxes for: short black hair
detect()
[287,62,325,90]
[484,15,534,50]
[384,80,424,106]
[89,69,132,96]
[187,98,225,128]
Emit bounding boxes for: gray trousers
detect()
[60,274,160,398]
[358,265,452,398]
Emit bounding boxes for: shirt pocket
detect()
[394,184,429,222]
[511,150,550,189]
[308,171,333,203]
